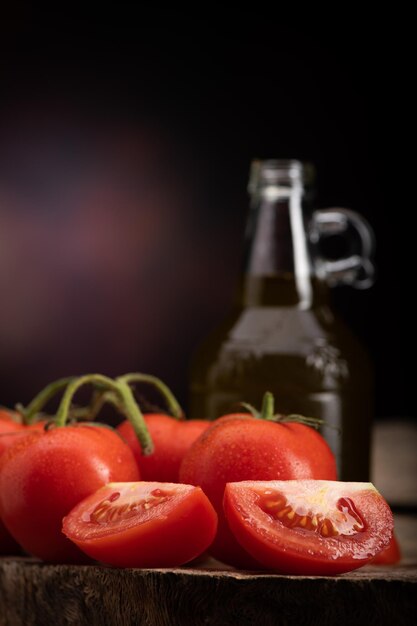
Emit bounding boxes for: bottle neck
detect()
[242,181,325,308]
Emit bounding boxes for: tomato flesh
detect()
[63,481,218,567]
[223,480,393,575]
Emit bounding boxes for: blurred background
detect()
[0,13,413,420]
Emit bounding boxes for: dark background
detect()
[0,15,413,419]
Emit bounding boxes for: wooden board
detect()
[1,514,416,626]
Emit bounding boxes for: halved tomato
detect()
[223,480,393,575]
[62,481,217,567]
[371,533,401,565]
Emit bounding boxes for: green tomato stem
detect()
[117,373,183,419]
[54,374,154,455]
[54,375,120,428]
[231,392,325,429]
[260,391,275,420]
[16,377,75,425]
[116,380,154,454]
[78,390,122,421]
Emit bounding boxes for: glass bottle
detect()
[189,159,375,481]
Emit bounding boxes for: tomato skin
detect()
[0,416,26,456]
[0,411,47,456]
[371,534,401,565]
[117,415,210,482]
[179,414,337,567]
[223,480,394,575]
[62,481,218,567]
[0,411,47,553]
[0,410,16,422]
[0,412,24,552]
[0,425,140,563]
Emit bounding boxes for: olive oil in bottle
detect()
[190,160,375,480]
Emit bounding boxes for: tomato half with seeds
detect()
[62,481,218,567]
[223,480,393,575]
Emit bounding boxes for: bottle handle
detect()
[308,208,375,289]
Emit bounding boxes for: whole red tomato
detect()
[0,409,46,553]
[0,425,140,562]
[0,411,46,456]
[179,398,337,567]
[0,411,26,456]
[117,415,210,482]
[0,409,18,422]
[0,412,26,554]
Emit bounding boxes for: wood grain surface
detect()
[1,539,416,626]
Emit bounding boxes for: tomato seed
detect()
[337,497,365,533]
[90,500,112,523]
[264,500,280,510]
[258,490,367,538]
[117,504,130,516]
[92,494,170,523]
[289,514,302,528]
[259,490,345,537]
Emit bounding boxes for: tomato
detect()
[0,409,17,420]
[62,481,218,567]
[0,417,46,455]
[0,413,25,553]
[117,415,210,482]
[371,533,401,565]
[0,425,140,562]
[0,414,26,456]
[0,409,17,421]
[179,410,337,567]
[223,480,393,575]
[0,410,46,553]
